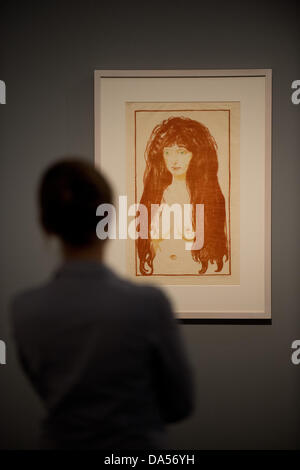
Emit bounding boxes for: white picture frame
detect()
[94,69,272,320]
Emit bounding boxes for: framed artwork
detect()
[94,69,272,320]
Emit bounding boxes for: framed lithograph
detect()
[94,69,272,319]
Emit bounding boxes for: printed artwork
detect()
[126,102,240,285]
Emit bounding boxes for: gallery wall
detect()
[0,1,299,449]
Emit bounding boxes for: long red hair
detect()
[137,116,228,275]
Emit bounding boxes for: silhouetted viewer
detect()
[10,158,195,450]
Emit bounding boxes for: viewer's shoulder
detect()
[110,271,172,315]
[10,281,53,328]
[11,280,51,308]
[110,270,161,297]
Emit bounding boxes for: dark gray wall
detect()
[0,1,299,450]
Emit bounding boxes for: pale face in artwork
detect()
[163,144,193,177]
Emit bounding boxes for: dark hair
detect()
[38,158,113,246]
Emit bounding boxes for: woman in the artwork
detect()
[137,116,228,276]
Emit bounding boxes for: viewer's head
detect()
[38,158,113,248]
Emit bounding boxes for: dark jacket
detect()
[10,260,194,449]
